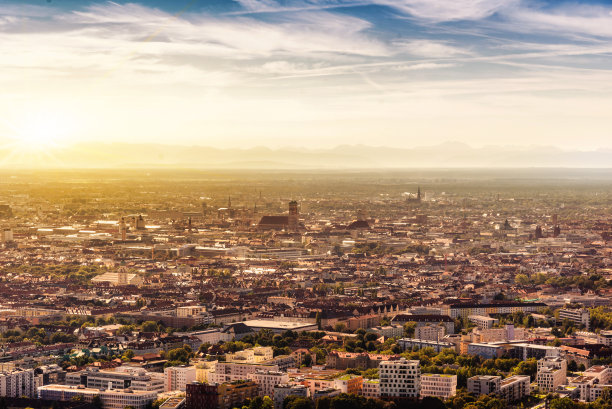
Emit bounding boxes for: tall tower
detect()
[288,201,299,231]
[119,217,127,241]
[417,186,421,201]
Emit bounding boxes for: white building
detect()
[38,384,157,409]
[248,370,289,398]
[559,308,590,330]
[226,347,274,364]
[468,315,498,329]
[0,368,36,398]
[420,374,456,399]
[209,362,279,384]
[379,358,420,399]
[368,325,404,339]
[164,366,196,392]
[414,325,445,342]
[536,357,567,393]
[66,367,164,393]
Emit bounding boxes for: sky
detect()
[1,0,612,153]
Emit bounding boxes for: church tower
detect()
[288,201,299,231]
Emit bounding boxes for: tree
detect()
[284,396,313,409]
[420,397,445,409]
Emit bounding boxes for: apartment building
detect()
[499,375,531,403]
[468,315,498,329]
[467,375,501,396]
[0,368,36,398]
[248,370,289,398]
[559,308,590,330]
[209,362,280,384]
[379,358,420,399]
[414,325,445,342]
[420,374,457,399]
[536,357,567,393]
[164,365,197,392]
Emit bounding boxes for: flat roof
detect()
[242,320,317,330]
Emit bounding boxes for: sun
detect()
[14,112,71,152]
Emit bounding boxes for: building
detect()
[391,315,455,334]
[91,268,144,287]
[379,358,420,399]
[536,357,567,393]
[477,325,527,343]
[66,366,164,393]
[37,384,157,409]
[598,331,612,346]
[398,338,454,353]
[273,384,308,409]
[361,379,380,399]
[445,302,546,319]
[368,325,404,339]
[217,381,259,409]
[325,351,400,370]
[208,362,279,384]
[0,368,35,398]
[165,366,197,392]
[185,382,218,409]
[468,315,499,329]
[333,375,363,395]
[226,347,273,364]
[499,375,531,403]
[414,325,445,341]
[248,370,289,398]
[185,381,258,409]
[258,202,300,231]
[467,375,501,396]
[559,308,590,331]
[420,374,456,399]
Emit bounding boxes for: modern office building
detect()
[420,374,457,399]
[379,358,420,399]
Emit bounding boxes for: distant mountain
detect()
[1,141,611,168]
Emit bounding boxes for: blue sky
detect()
[1,0,612,151]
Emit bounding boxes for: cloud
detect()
[504,3,612,38]
[374,0,518,21]
[392,62,456,71]
[393,40,471,58]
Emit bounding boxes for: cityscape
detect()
[0,170,610,409]
[1,1,612,409]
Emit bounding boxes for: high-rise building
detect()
[378,358,420,399]
[536,357,567,393]
[0,368,36,398]
[165,366,197,392]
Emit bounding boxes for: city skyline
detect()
[1,0,612,165]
